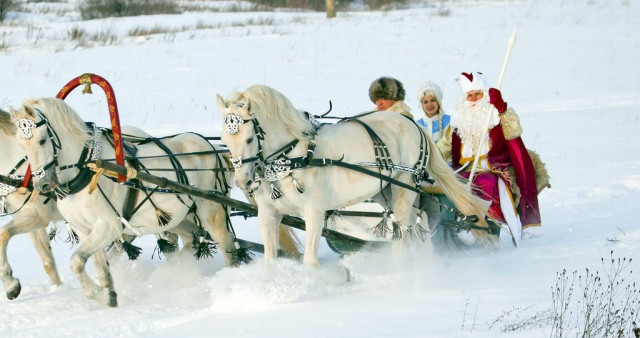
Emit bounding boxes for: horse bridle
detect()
[15,109,101,192]
[15,109,62,179]
[223,113,266,170]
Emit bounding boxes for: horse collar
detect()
[0,174,23,197]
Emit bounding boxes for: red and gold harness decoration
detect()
[54,73,126,183]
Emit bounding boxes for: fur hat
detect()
[369,77,406,103]
[457,72,488,93]
[416,80,444,108]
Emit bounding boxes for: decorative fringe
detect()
[48,226,57,241]
[230,241,253,266]
[65,224,79,245]
[324,210,342,228]
[155,209,172,227]
[372,216,389,238]
[192,233,217,260]
[270,183,282,200]
[412,216,431,242]
[391,221,403,241]
[121,241,142,260]
[157,238,177,254]
[292,178,304,194]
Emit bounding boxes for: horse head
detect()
[217,94,261,190]
[10,102,59,193]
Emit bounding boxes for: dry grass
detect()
[67,26,118,46]
[0,39,10,51]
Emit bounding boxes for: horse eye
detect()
[246,137,253,144]
[38,139,46,146]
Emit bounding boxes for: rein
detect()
[223,108,488,232]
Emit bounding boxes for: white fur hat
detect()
[416,80,443,104]
[457,72,488,93]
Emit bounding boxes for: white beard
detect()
[450,94,500,158]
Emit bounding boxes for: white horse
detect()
[1,109,208,300]
[0,108,64,300]
[217,85,491,266]
[9,98,247,307]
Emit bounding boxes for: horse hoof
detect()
[7,283,21,300]
[107,290,118,307]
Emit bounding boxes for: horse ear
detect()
[25,105,36,117]
[9,106,34,120]
[216,94,227,112]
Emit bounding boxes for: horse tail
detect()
[278,225,302,257]
[423,132,495,243]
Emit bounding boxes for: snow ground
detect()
[1,0,639,337]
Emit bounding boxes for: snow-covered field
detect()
[1,0,639,337]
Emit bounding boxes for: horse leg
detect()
[198,201,236,266]
[169,218,199,256]
[257,205,283,265]
[390,185,418,254]
[0,209,56,299]
[243,191,300,258]
[413,195,435,254]
[28,228,63,288]
[70,225,119,307]
[302,208,325,267]
[91,250,115,292]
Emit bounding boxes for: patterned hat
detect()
[369,77,406,102]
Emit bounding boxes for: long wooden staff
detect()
[467,25,518,187]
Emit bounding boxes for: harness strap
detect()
[264,139,299,162]
[147,138,189,186]
[121,179,141,224]
[96,183,142,236]
[282,156,479,225]
[54,147,93,199]
[1,191,33,216]
[348,119,392,171]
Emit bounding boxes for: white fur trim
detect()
[499,178,521,246]
[385,100,411,115]
[457,72,488,93]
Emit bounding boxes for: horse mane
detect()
[20,98,91,146]
[0,108,16,135]
[230,84,314,142]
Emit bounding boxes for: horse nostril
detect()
[246,180,253,187]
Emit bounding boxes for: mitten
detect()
[489,88,507,114]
